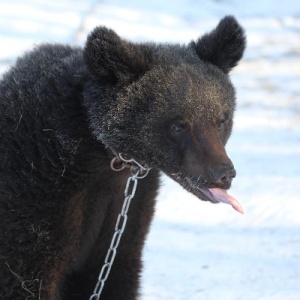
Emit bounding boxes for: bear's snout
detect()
[210,162,236,188]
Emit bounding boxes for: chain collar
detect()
[110,151,150,178]
[89,151,150,300]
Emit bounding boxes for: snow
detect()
[0,0,299,299]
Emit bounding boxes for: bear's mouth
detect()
[170,174,244,214]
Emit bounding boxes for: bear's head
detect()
[83,16,246,210]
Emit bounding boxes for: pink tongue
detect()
[208,188,245,214]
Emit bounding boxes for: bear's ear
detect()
[84,26,152,84]
[190,16,246,74]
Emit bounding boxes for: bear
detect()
[0,15,246,299]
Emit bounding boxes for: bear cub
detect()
[0,16,245,299]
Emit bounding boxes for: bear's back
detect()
[0,44,94,202]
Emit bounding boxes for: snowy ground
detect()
[1,1,300,299]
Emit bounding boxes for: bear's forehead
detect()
[115,62,235,125]
[144,63,235,111]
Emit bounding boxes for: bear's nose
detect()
[211,163,236,187]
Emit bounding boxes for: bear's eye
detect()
[217,119,226,129]
[171,123,186,135]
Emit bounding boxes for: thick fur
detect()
[0,16,245,299]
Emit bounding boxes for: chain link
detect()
[89,153,150,300]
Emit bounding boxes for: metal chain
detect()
[89,153,150,300]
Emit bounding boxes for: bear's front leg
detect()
[100,172,159,300]
[63,170,159,300]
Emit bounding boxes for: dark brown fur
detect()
[0,16,245,299]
